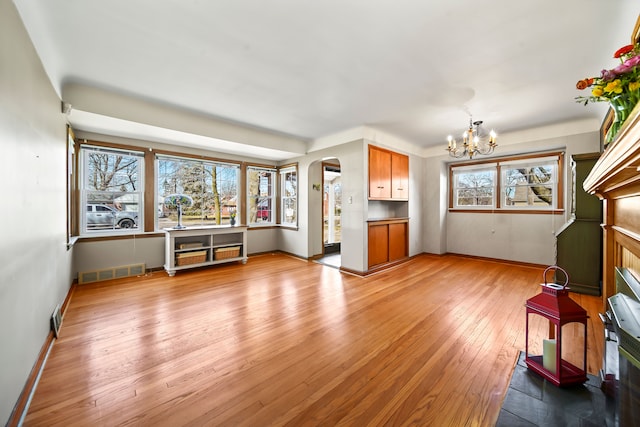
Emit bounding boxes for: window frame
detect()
[66,126,79,247]
[246,165,277,227]
[79,144,145,236]
[449,152,564,214]
[450,164,497,209]
[500,157,559,210]
[155,153,241,230]
[72,138,300,238]
[279,164,298,227]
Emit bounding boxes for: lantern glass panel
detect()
[560,322,586,371]
[526,312,555,357]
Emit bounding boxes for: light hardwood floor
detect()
[24,253,604,426]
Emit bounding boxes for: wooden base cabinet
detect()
[164,226,248,276]
[367,219,408,269]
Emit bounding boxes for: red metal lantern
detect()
[525,266,588,387]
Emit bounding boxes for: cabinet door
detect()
[368,224,389,267]
[391,152,409,200]
[389,222,408,261]
[369,146,391,199]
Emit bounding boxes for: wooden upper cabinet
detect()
[369,146,391,199]
[368,145,409,200]
[391,152,409,200]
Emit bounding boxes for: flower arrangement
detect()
[576,41,640,143]
[576,43,640,104]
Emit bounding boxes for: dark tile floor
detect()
[496,352,618,427]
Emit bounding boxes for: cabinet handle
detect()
[397,188,403,191]
[378,186,384,189]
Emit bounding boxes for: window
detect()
[449,153,563,212]
[67,126,78,245]
[80,145,144,234]
[280,166,297,226]
[247,166,276,225]
[502,158,557,209]
[452,166,496,208]
[156,155,239,229]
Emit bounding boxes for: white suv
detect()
[86,204,138,229]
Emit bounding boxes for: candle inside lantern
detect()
[543,339,557,374]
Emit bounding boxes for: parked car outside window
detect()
[86,204,138,229]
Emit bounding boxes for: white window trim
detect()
[279,166,297,227]
[449,152,564,213]
[500,157,558,210]
[79,145,145,236]
[155,154,240,230]
[452,166,497,209]
[247,166,277,226]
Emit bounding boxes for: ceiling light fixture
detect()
[446,117,497,159]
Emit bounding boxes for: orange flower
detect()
[576,78,593,90]
[614,44,634,59]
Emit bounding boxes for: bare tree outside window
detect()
[157,156,239,229]
[454,170,495,206]
[449,154,561,211]
[81,147,143,233]
[504,166,554,206]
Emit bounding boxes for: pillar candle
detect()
[543,339,557,374]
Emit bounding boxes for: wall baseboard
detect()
[7,283,75,427]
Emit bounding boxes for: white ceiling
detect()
[13,0,639,160]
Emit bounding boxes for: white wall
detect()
[422,129,600,265]
[73,236,165,273]
[280,140,368,272]
[0,0,73,423]
[248,228,279,255]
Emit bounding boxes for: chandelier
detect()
[446,117,497,159]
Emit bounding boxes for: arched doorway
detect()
[321,161,341,267]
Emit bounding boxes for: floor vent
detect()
[79,263,146,284]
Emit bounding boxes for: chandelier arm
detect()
[447,146,468,159]
[475,144,495,156]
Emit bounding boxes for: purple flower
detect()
[613,54,640,75]
[600,68,617,81]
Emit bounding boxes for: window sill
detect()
[77,231,164,243]
[449,209,565,215]
[67,235,80,250]
[247,224,299,231]
[279,224,299,231]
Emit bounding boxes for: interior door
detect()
[323,164,341,254]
